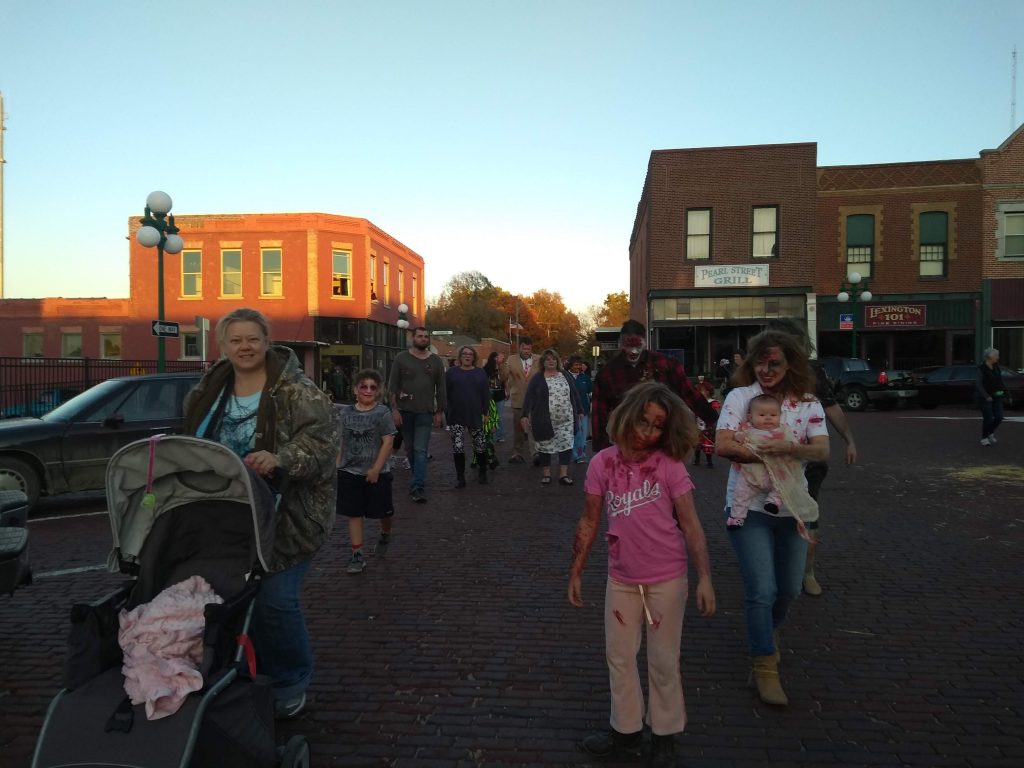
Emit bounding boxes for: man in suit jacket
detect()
[501,336,541,463]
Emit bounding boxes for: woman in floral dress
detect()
[521,349,583,485]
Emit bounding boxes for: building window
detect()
[919,211,948,277]
[99,333,122,359]
[382,260,390,304]
[412,274,418,315]
[846,213,874,278]
[686,208,711,260]
[332,250,352,297]
[221,249,242,296]
[752,206,778,259]
[181,332,200,359]
[61,333,82,358]
[1005,211,1024,259]
[22,333,43,358]
[260,248,283,296]
[181,250,202,297]
[370,254,378,301]
[398,267,404,305]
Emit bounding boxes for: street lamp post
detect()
[136,191,183,373]
[836,272,873,358]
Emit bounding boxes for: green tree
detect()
[426,271,506,339]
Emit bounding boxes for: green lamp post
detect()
[136,191,183,373]
[836,272,873,358]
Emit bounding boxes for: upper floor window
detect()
[22,333,43,358]
[1005,211,1024,259]
[412,274,418,315]
[398,267,405,304]
[382,260,390,304]
[918,211,948,277]
[370,254,378,301]
[846,213,874,278]
[181,250,202,297]
[685,208,711,260]
[61,333,82,358]
[332,250,352,297]
[261,248,283,296]
[752,206,778,259]
[221,249,242,296]
[99,332,122,359]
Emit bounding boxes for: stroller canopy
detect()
[105,435,276,574]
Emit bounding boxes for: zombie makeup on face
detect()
[621,334,646,364]
[753,347,788,391]
[628,401,666,455]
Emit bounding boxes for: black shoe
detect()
[374,535,390,557]
[455,476,466,488]
[648,734,676,768]
[411,489,428,504]
[579,729,643,757]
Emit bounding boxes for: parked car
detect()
[913,365,1024,409]
[0,373,201,510]
[1,387,82,419]
[816,357,917,411]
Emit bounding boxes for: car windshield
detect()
[41,380,127,423]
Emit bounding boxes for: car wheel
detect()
[843,387,868,412]
[0,457,41,509]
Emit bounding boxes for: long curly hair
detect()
[606,382,698,461]
[732,330,816,400]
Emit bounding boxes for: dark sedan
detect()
[0,373,201,510]
[913,365,1024,409]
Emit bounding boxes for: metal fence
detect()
[0,357,207,417]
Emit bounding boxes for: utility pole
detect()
[1012,46,1018,132]
[0,91,6,299]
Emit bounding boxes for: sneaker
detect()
[574,456,587,464]
[346,551,366,574]
[374,535,390,557]
[274,692,306,720]
[579,729,643,757]
[989,434,998,444]
[411,489,428,504]
[980,437,992,446]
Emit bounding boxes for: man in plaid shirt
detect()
[591,319,720,452]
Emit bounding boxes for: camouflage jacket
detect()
[184,345,339,572]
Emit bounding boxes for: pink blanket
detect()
[118,575,224,720]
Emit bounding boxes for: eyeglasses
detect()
[357,384,379,391]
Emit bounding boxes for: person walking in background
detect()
[977,347,1006,446]
[337,369,396,575]
[764,318,858,597]
[184,307,338,720]
[592,320,719,453]
[445,346,491,487]
[568,355,593,463]
[716,330,829,707]
[502,337,541,464]
[569,382,715,767]
[388,326,446,504]
[484,351,508,443]
[521,349,583,485]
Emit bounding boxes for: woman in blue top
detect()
[568,355,593,463]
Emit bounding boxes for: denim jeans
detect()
[251,558,314,700]
[400,410,433,492]
[574,414,590,459]
[495,399,506,441]
[728,510,807,657]
[979,397,1004,439]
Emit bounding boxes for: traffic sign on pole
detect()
[151,320,180,338]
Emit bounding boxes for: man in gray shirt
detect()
[388,327,447,503]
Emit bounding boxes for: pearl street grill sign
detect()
[151,320,180,338]
[863,304,927,328]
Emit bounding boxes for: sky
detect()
[1,0,1022,314]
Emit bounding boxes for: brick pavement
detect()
[2,411,1023,767]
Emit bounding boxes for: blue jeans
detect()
[495,399,506,441]
[251,558,313,700]
[979,397,1004,439]
[728,510,807,657]
[574,414,589,459]
[400,410,433,492]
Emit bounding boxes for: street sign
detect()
[431,330,454,335]
[839,313,854,330]
[151,320,180,338]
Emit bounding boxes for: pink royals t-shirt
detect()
[584,446,695,585]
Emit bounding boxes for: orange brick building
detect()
[630,126,1024,373]
[0,213,426,396]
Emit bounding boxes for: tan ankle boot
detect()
[751,655,788,706]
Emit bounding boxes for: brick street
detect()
[2,409,1022,767]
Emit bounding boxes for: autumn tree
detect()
[577,292,630,356]
[523,289,580,355]
[425,271,506,339]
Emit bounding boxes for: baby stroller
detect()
[32,435,309,768]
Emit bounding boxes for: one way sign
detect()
[151,320,180,338]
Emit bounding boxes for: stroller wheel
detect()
[279,734,310,768]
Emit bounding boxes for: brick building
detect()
[0,212,426,397]
[630,126,1024,373]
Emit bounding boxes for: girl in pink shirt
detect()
[568,382,716,767]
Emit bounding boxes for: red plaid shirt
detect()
[591,351,720,451]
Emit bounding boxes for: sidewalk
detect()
[2,412,1023,767]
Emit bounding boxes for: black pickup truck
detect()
[816,357,917,411]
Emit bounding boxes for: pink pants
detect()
[604,575,688,736]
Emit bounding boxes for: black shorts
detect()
[337,469,394,519]
[804,462,829,530]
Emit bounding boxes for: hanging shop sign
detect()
[694,264,770,288]
[863,304,927,328]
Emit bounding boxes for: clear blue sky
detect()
[1,0,1021,313]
